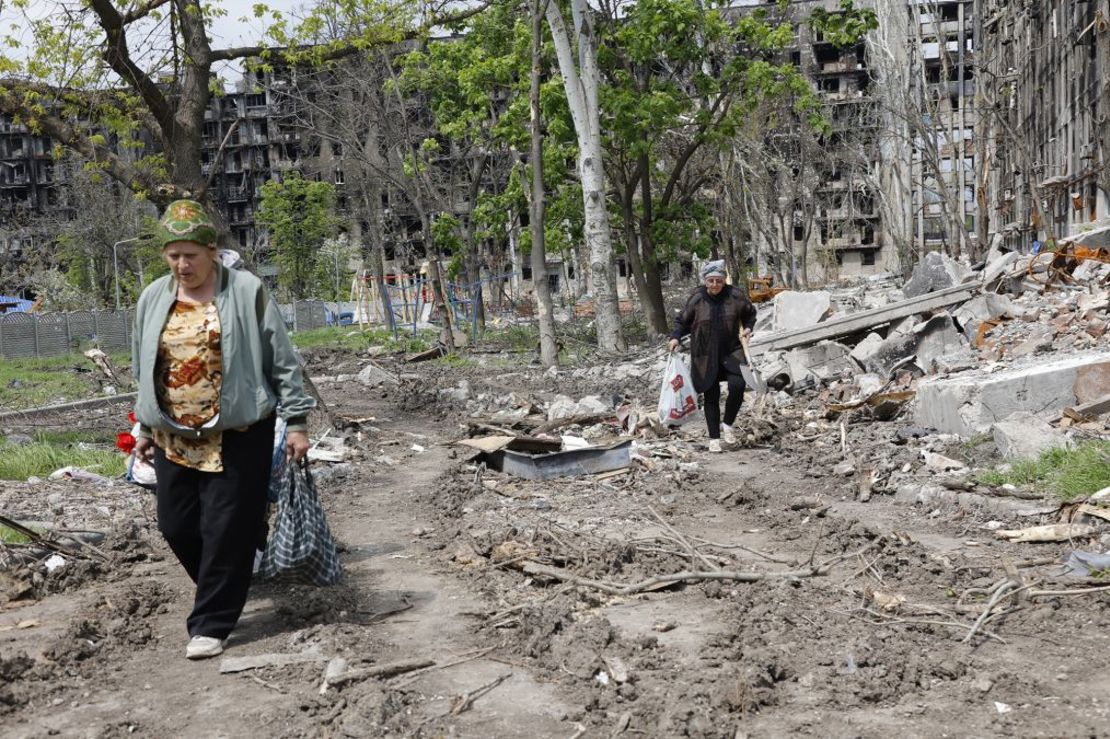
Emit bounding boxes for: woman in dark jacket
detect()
[667,260,757,452]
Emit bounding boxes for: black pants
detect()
[703,368,746,440]
[154,416,275,639]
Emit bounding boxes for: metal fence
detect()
[0,309,134,360]
[0,301,329,360]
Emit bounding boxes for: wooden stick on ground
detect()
[521,538,884,596]
[450,672,512,715]
[647,506,719,572]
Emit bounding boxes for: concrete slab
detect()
[783,340,860,384]
[914,352,1110,435]
[991,411,1072,461]
[849,332,884,365]
[903,252,972,299]
[771,290,832,332]
[953,294,1014,340]
[914,314,974,374]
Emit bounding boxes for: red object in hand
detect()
[127,411,137,424]
[116,432,136,454]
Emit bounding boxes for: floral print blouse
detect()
[153,300,224,472]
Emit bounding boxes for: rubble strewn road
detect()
[2,248,1108,737]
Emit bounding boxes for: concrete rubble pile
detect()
[748,248,1109,438]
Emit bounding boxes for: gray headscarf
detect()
[700,260,726,281]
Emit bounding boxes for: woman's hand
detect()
[134,436,156,462]
[286,430,310,461]
[741,327,752,340]
[667,338,679,353]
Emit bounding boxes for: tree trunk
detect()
[418,210,455,352]
[530,0,559,367]
[546,0,625,352]
[636,157,669,333]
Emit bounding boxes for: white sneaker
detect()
[708,439,722,453]
[185,636,227,660]
[721,424,737,445]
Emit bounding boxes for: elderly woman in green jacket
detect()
[131,199,315,660]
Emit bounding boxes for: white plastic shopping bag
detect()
[658,353,699,425]
[124,423,157,489]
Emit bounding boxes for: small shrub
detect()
[974,441,1110,501]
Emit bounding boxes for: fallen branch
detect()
[521,538,884,596]
[647,506,719,572]
[327,658,435,686]
[450,672,512,715]
[963,580,1019,643]
[1030,584,1110,597]
[847,607,1006,644]
[391,647,497,690]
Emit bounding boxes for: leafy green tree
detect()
[0,0,484,219]
[257,173,336,299]
[595,0,875,332]
[313,233,358,305]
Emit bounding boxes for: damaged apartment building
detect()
[735,0,1110,279]
[977,0,1110,252]
[4,1,1108,295]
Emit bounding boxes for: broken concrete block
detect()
[850,332,884,365]
[914,352,1110,435]
[863,333,919,377]
[547,394,610,421]
[1009,326,1056,358]
[1072,260,1110,283]
[922,450,969,473]
[914,314,974,374]
[903,252,972,299]
[438,379,471,402]
[983,251,1020,287]
[783,340,860,385]
[954,294,1015,340]
[357,363,399,387]
[991,411,1073,461]
[771,290,832,332]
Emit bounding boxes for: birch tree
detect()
[530,0,559,367]
[545,0,625,353]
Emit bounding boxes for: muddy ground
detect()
[2,341,1109,738]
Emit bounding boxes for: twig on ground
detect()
[449,672,512,715]
[963,580,1019,643]
[845,607,1007,644]
[647,506,719,572]
[521,538,884,596]
[249,674,287,693]
[391,647,497,689]
[1030,584,1110,597]
[686,535,795,565]
[327,658,435,687]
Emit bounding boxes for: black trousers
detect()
[154,415,275,639]
[703,366,746,440]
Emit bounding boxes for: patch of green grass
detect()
[0,524,32,545]
[292,326,435,354]
[962,433,994,451]
[975,441,1110,501]
[480,324,539,352]
[0,440,126,481]
[0,352,131,411]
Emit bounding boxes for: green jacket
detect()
[131,262,314,439]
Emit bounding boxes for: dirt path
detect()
[3,358,1110,738]
[3,393,581,738]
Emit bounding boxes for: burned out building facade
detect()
[977,0,1110,251]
